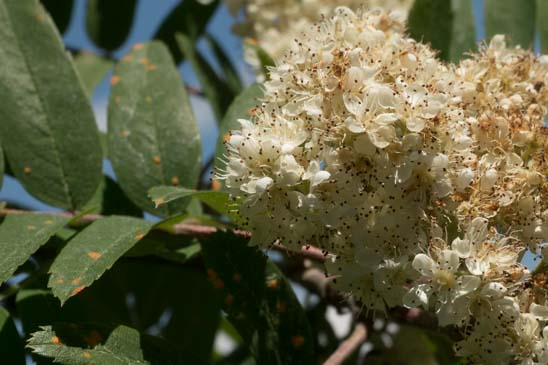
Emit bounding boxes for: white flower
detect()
[451,217,520,275]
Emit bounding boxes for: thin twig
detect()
[323,323,368,365]
[0,208,327,262]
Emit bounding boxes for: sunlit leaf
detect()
[73,52,112,96]
[108,42,201,216]
[485,0,535,47]
[408,0,452,60]
[0,0,103,210]
[48,216,153,304]
[0,213,69,284]
[28,323,206,365]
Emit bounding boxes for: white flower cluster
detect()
[217,7,548,364]
[225,0,412,77]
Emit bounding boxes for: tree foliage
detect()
[0,0,545,364]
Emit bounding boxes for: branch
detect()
[323,323,367,365]
[0,208,327,262]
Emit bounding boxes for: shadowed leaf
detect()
[85,0,136,51]
[201,232,315,365]
[40,0,73,34]
[154,0,219,63]
[0,307,25,365]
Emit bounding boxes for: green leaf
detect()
[73,52,112,96]
[154,0,219,63]
[206,34,243,94]
[0,213,69,284]
[485,0,536,47]
[0,0,103,210]
[0,140,4,189]
[244,40,275,78]
[48,216,153,304]
[83,176,142,217]
[176,33,235,123]
[214,84,263,182]
[0,307,25,365]
[538,0,548,53]
[18,261,219,363]
[148,186,240,223]
[449,0,476,61]
[108,41,201,217]
[201,232,315,365]
[367,325,463,365]
[28,323,207,365]
[85,0,136,51]
[408,0,453,60]
[39,0,73,34]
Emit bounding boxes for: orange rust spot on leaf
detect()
[146,64,157,71]
[84,330,102,347]
[153,198,165,207]
[139,57,150,65]
[232,273,242,282]
[170,176,180,186]
[115,96,121,104]
[83,352,91,359]
[110,75,121,85]
[266,279,279,290]
[291,335,305,348]
[207,269,218,280]
[52,336,61,345]
[277,301,288,313]
[225,294,234,306]
[27,225,36,230]
[88,251,101,260]
[213,278,225,290]
[56,279,64,285]
[146,96,152,103]
[120,130,130,137]
[122,54,133,62]
[133,43,144,50]
[44,220,54,225]
[135,233,146,240]
[153,156,161,164]
[24,167,32,175]
[211,179,221,191]
[71,286,86,296]
[72,278,81,285]
[223,132,231,143]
